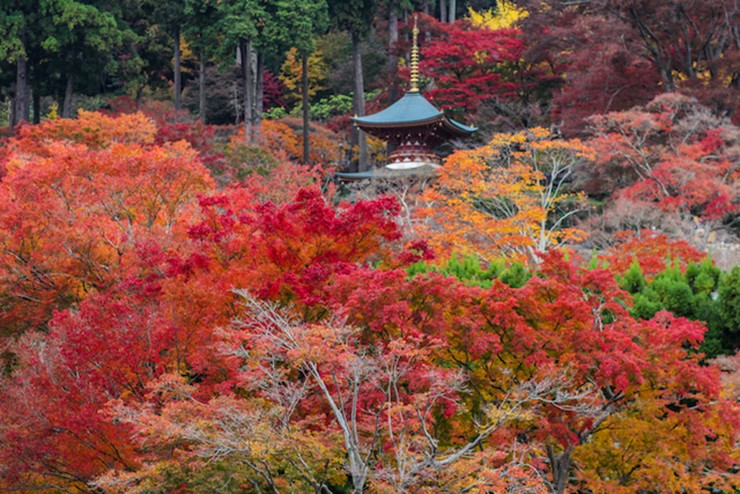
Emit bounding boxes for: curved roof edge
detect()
[352,114,444,128]
[445,118,477,135]
[352,91,476,135]
[352,92,441,126]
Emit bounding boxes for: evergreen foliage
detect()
[620,258,738,357]
[408,254,531,288]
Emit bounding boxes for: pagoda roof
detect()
[352,91,476,136]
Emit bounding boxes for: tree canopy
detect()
[0,2,738,492]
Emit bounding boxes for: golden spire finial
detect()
[410,16,420,92]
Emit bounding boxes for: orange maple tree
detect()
[0,113,736,494]
[418,127,594,264]
[0,112,213,333]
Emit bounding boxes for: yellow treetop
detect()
[279,47,328,107]
[468,0,528,30]
[417,128,595,265]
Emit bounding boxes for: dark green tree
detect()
[151,0,188,113]
[113,0,174,104]
[275,0,328,163]
[183,0,221,123]
[717,266,740,350]
[217,0,267,143]
[0,1,40,125]
[40,0,125,117]
[625,258,737,358]
[0,1,128,124]
[408,255,532,289]
[619,260,647,295]
[328,0,377,171]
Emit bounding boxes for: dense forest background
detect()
[2,0,737,142]
[0,1,738,492]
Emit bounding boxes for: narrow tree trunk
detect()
[388,0,399,102]
[448,0,456,22]
[174,27,182,115]
[136,84,145,107]
[62,75,74,118]
[56,95,64,118]
[439,0,448,23]
[660,66,676,92]
[389,1,399,45]
[422,0,431,42]
[388,2,399,158]
[628,9,675,92]
[240,39,253,144]
[13,50,30,126]
[199,49,207,124]
[302,52,310,164]
[255,51,265,141]
[547,444,573,494]
[233,82,239,124]
[351,31,368,172]
[32,89,40,124]
[9,84,16,127]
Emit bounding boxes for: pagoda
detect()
[349,18,476,174]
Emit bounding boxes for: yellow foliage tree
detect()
[574,398,739,493]
[279,47,328,108]
[468,0,528,30]
[418,128,595,264]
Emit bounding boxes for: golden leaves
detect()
[418,128,594,264]
[468,1,529,31]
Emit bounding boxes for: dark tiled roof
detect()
[353,91,476,135]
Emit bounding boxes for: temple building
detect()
[339,19,476,179]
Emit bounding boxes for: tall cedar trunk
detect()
[302,53,310,164]
[388,0,399,102]
[439,0,447,23]
[62,75,73,118]
[448,0,456,22]
[9,84,15,127]
[13,48,30,126]
[387,1,399,157]
[351,31,368,172]
[240,39,253,144]
[422,0,431,41]
[174,27,182,115]
[199,49,207,124]
[32,89,40,124]
[255,51,265,141]
[135,83,145,107]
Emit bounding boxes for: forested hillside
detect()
[0,1,738,492]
